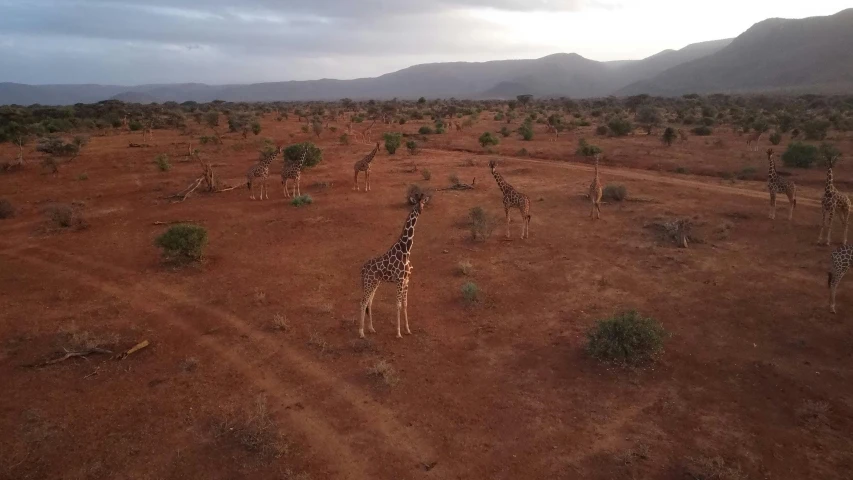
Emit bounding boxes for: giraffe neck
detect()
[492,170,511,194]
[768,155,778,180]
[394,206,421,257]
[365,145,378,165]
[263,150,279,167]
[594,158,600,183]
[826,165,835,191]
[296,148,308,169]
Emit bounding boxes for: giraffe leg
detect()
[395,280,405,338]
[353,171,359,191]
[366,171,370,192]
[359,280,379,338]
[827,209,835,245]
[818,209,828,244]
[402,280,411,335]
[787,190,796,221]
[769,192,776,220]
[843,209,849,245]
[589,201,595,219]
[263,179,269,200]
[596,202,602,220]
[830,267,845,314]
[249,182,255,200]
[505,208,511,239]
[296,177,301,197]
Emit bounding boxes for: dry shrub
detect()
[602,184,627,202]
[270,313,290,332]
[0,199,15,219]
[469,206,497,241]
[684,455,746,480]
[456,259,473,276]
[213,396,288,459]
[586,310,668,366]
[45,203,87,230]
[367,359,399,387]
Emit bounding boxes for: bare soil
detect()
[1,116,852,479]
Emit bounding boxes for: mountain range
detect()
[1,8,851,106]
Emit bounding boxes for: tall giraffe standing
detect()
[546,123,558,142]
[817,154,850,245]
[246,145,282,200]
[489,160,531,239]
[829,245,852,313]
[353,142,380,192]
[281,144,309,198]
[589,154,603,219]
[765,148,797,221]
[746,131,763,151]
[358,193,430,338]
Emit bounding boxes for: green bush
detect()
[803,119,830,140]
[418,125,434,135]
[128,120,142,131]
[602,184,627,202]
[339,134,349,145]
[284,142,322,167]
[406,140,418,155]
[499,126,511,137]
[769,131,782,145]
[595,125,609,136]
[781,142,819,168]
[155,224,208,262]
[691,126,712,136]
[576,138,602,157]
[154,154,171,172]
[518,122,534,141]
[77,173,89,181]
[478,131,500,148]
[586,310,668,365]
[661,127,677,146]
[290,195,313,207]
[383,132,403,154]
[251,121,262,135]
[461,282,480,303]
[494,112,505,121]
[607,118,633,136]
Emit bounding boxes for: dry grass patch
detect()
[456,259,474,276]
[367,359,399,387]
[213,396,289,460]
[270,313,290,332]
[44,203,88,230]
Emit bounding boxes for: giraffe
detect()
[546,124,558,142]
[353,142,380,192]
[765,148,797,221]
[361,119,376,145]
[747,131,763,151]
[246,145,282,200]
[589,154,603,219]
[453,121,462,133]
[829,245,853,313]
[281,144,309,198]
[358,192,429,338]
[817,154,850,245]
[489,160,531,239]
[677,129,688,142]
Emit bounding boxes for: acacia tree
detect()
[636,106,662,135]
[516,95,533,110]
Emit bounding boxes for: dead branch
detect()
[152,220,197,226]
[438,177,476,191]
[26,347,112,367]
[128,143,151,148]
[216,184,240,192]
[115,340,149,360]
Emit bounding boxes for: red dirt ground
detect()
[1,116,852,479]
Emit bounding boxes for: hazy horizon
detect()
[0,0,849,85]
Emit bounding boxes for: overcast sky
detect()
[0,0,849,85]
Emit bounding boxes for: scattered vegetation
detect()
[469,206,496,241]
[77,173,89,181]
[213,396,289,459]
[803,119,831,140]
[45,203,87,230]
[154,224,208,263]
[367,360,400,387]
[769,131,782,145]
[271,313,290,332]
[478,131,500,148]
[383,132,403,154]
[456,259,473,276]
[607,118,633,137]
[518,121,534,141]
[154,153,171,172]
[576,138,602,156]
[602,184,627,202]
[781,142,819,168]
[499,126,511,137]
[691,125,713,136]
[421,169,431,181]
[461,281,480,303]
[406,139,418,155]
[586,310,668,366]
[418,126,434,135]
[290,195,313,207]
[661,127,677,146]
[284,142,322,167]
[595,125,609,136]
[339,133,350,145]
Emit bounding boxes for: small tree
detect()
[406,140,418,155]
[284,142,323,167]
[155,224,208,263]
[383,132,403,154]
[418,126,434,135]
[518,122,534,141]
[251,121,262,136]
[769,131,782,145]
[469,206,496,241]
[478,132,500,148]
[516,94,533,109]
[154,153,171,172]
[576,138,602,156]
[636,106,662,135]
[499,126,511,137]
[781,142,819,168]
[607,118,633,137]
[661,127,677,146]
[312,119,323,138]
[803,119,830,140]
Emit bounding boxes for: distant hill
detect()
[2,9,851,105]
[619,8,853,95]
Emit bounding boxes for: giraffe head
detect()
[488,160,498,173]
[408,192,430,213]
[826,153,840,168]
